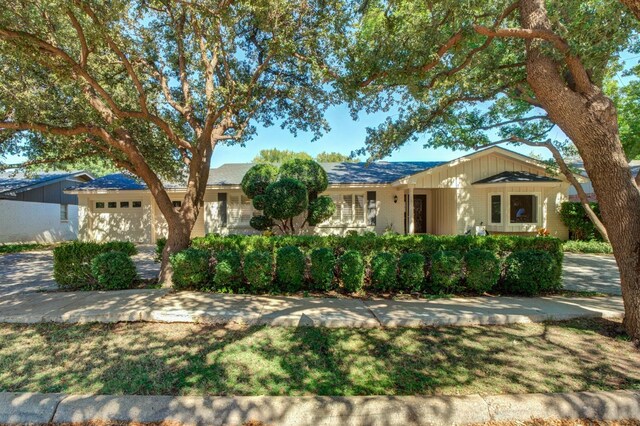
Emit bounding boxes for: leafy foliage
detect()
[464,249,501,294]
[398,253,425,292]
[170,248,212,291]
[339,250,365,292]
[90,251,137,290]
[370,252,398,291]
[503,251,560,295]
[559,202,604,241]
[242,158,335,234]
[563,240,613,254]
[244,250,274,293]
[430,251,463,292]
[275,246,306,292]
[309,248,336,291]
[213,250,243,293]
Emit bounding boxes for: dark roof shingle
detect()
[473,171,560,185]
[0,171,89,196]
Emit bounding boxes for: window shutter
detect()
[367,191,377,226]
[218,192,227,227]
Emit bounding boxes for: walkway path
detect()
[0,289,624,327]
[562,252,621,295]
[2,389,639,425]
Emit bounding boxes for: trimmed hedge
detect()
[170,248,211,291]
[276,246,306,292]
[213,250,243,292]
[339,250,365,292]
[398,252,425,292]
[563,240,612,254]
[54,241,137,290]
[503,250,561,295]
[464,249,501,294]
[370,252,398,291]
[90,251,137,290]
[165,234,564,296]
[244,250,273,293]
[309,248,336,291]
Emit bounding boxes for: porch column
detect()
[408,185,415,234]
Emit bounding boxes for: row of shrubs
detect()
[53,241,138,290]
[562,240,613,254]
[170,242,562,296]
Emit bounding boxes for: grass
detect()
[563,240,613,254]
[0,318,638,397]
[0,242,53,254]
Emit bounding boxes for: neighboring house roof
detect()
[69,172,184,192]
[473,171,561,185]
[0,171,93,197]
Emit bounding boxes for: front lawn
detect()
[0,318,638,396]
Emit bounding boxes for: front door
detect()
[413,194,427,234]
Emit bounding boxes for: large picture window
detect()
[228,194,254,225]
[328,193,366,225]
[509,194,538,223]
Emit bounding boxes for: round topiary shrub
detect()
[213,250,243,292]
[170,248,212,291]
[241,163,278,198]
[278,158,329,194]
[307,196,336,226]
[275,246,306,292]
[370,252,398,292]
[398,252,425,292]
[249,215,274,231]
[244,250,273,293]
[430,250,463,291]
[90,251,137,290]
[339,250,365,293]
[263,178,309,220]
[464,249,501,294]
[504,250,559,295]
[309,247,336,291]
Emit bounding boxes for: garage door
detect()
[89,199,151,243]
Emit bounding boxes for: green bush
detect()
[370,252,398,291]
[244,250,273,292]
[464,249,500,294]
[53,241,137,290]
[503,250,560,295]
[398,252,425,292]
[90,251,137,290]
[339,250,365,292]
[275,246,306,292]
[170,248,212,291]
[155,237,167,262]
[430,251,463,291]
[559,201,604,241]
[309,248,336,291]
[563,240,612,254]
[213,250,243,292]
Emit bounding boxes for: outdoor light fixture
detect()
[393,195,398,203]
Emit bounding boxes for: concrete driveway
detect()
[562,252,621,295]
[0,248,622,296]
[0,245,159,297]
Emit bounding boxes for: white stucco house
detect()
[66,147,570,243]
[0,171,94,243]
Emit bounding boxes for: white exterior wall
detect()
[0,199,78,243]
[78,193,153,243]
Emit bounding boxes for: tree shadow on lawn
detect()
[0,319,639,425]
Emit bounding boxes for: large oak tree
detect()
[0,0,346,284]
[343,0,640,339]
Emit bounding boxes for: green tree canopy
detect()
[243,158,335,234]
[252,148,358,163]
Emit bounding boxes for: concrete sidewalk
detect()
[1,390,639,425]
[0,289,625,327]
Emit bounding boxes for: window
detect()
[95,202,105,209]
[329,193,367,225]
[509,194,538,223]
[108,202,117,208]
[60,204,68,221]
[120,201,129,208]
[490,195,501,224]
[228,194,254,225]
[132,201,142,208]
[172,201,182,208]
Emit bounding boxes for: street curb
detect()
[1,390,638,425]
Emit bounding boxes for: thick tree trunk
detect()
[159,217,194,287]
[521,0,640,340]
